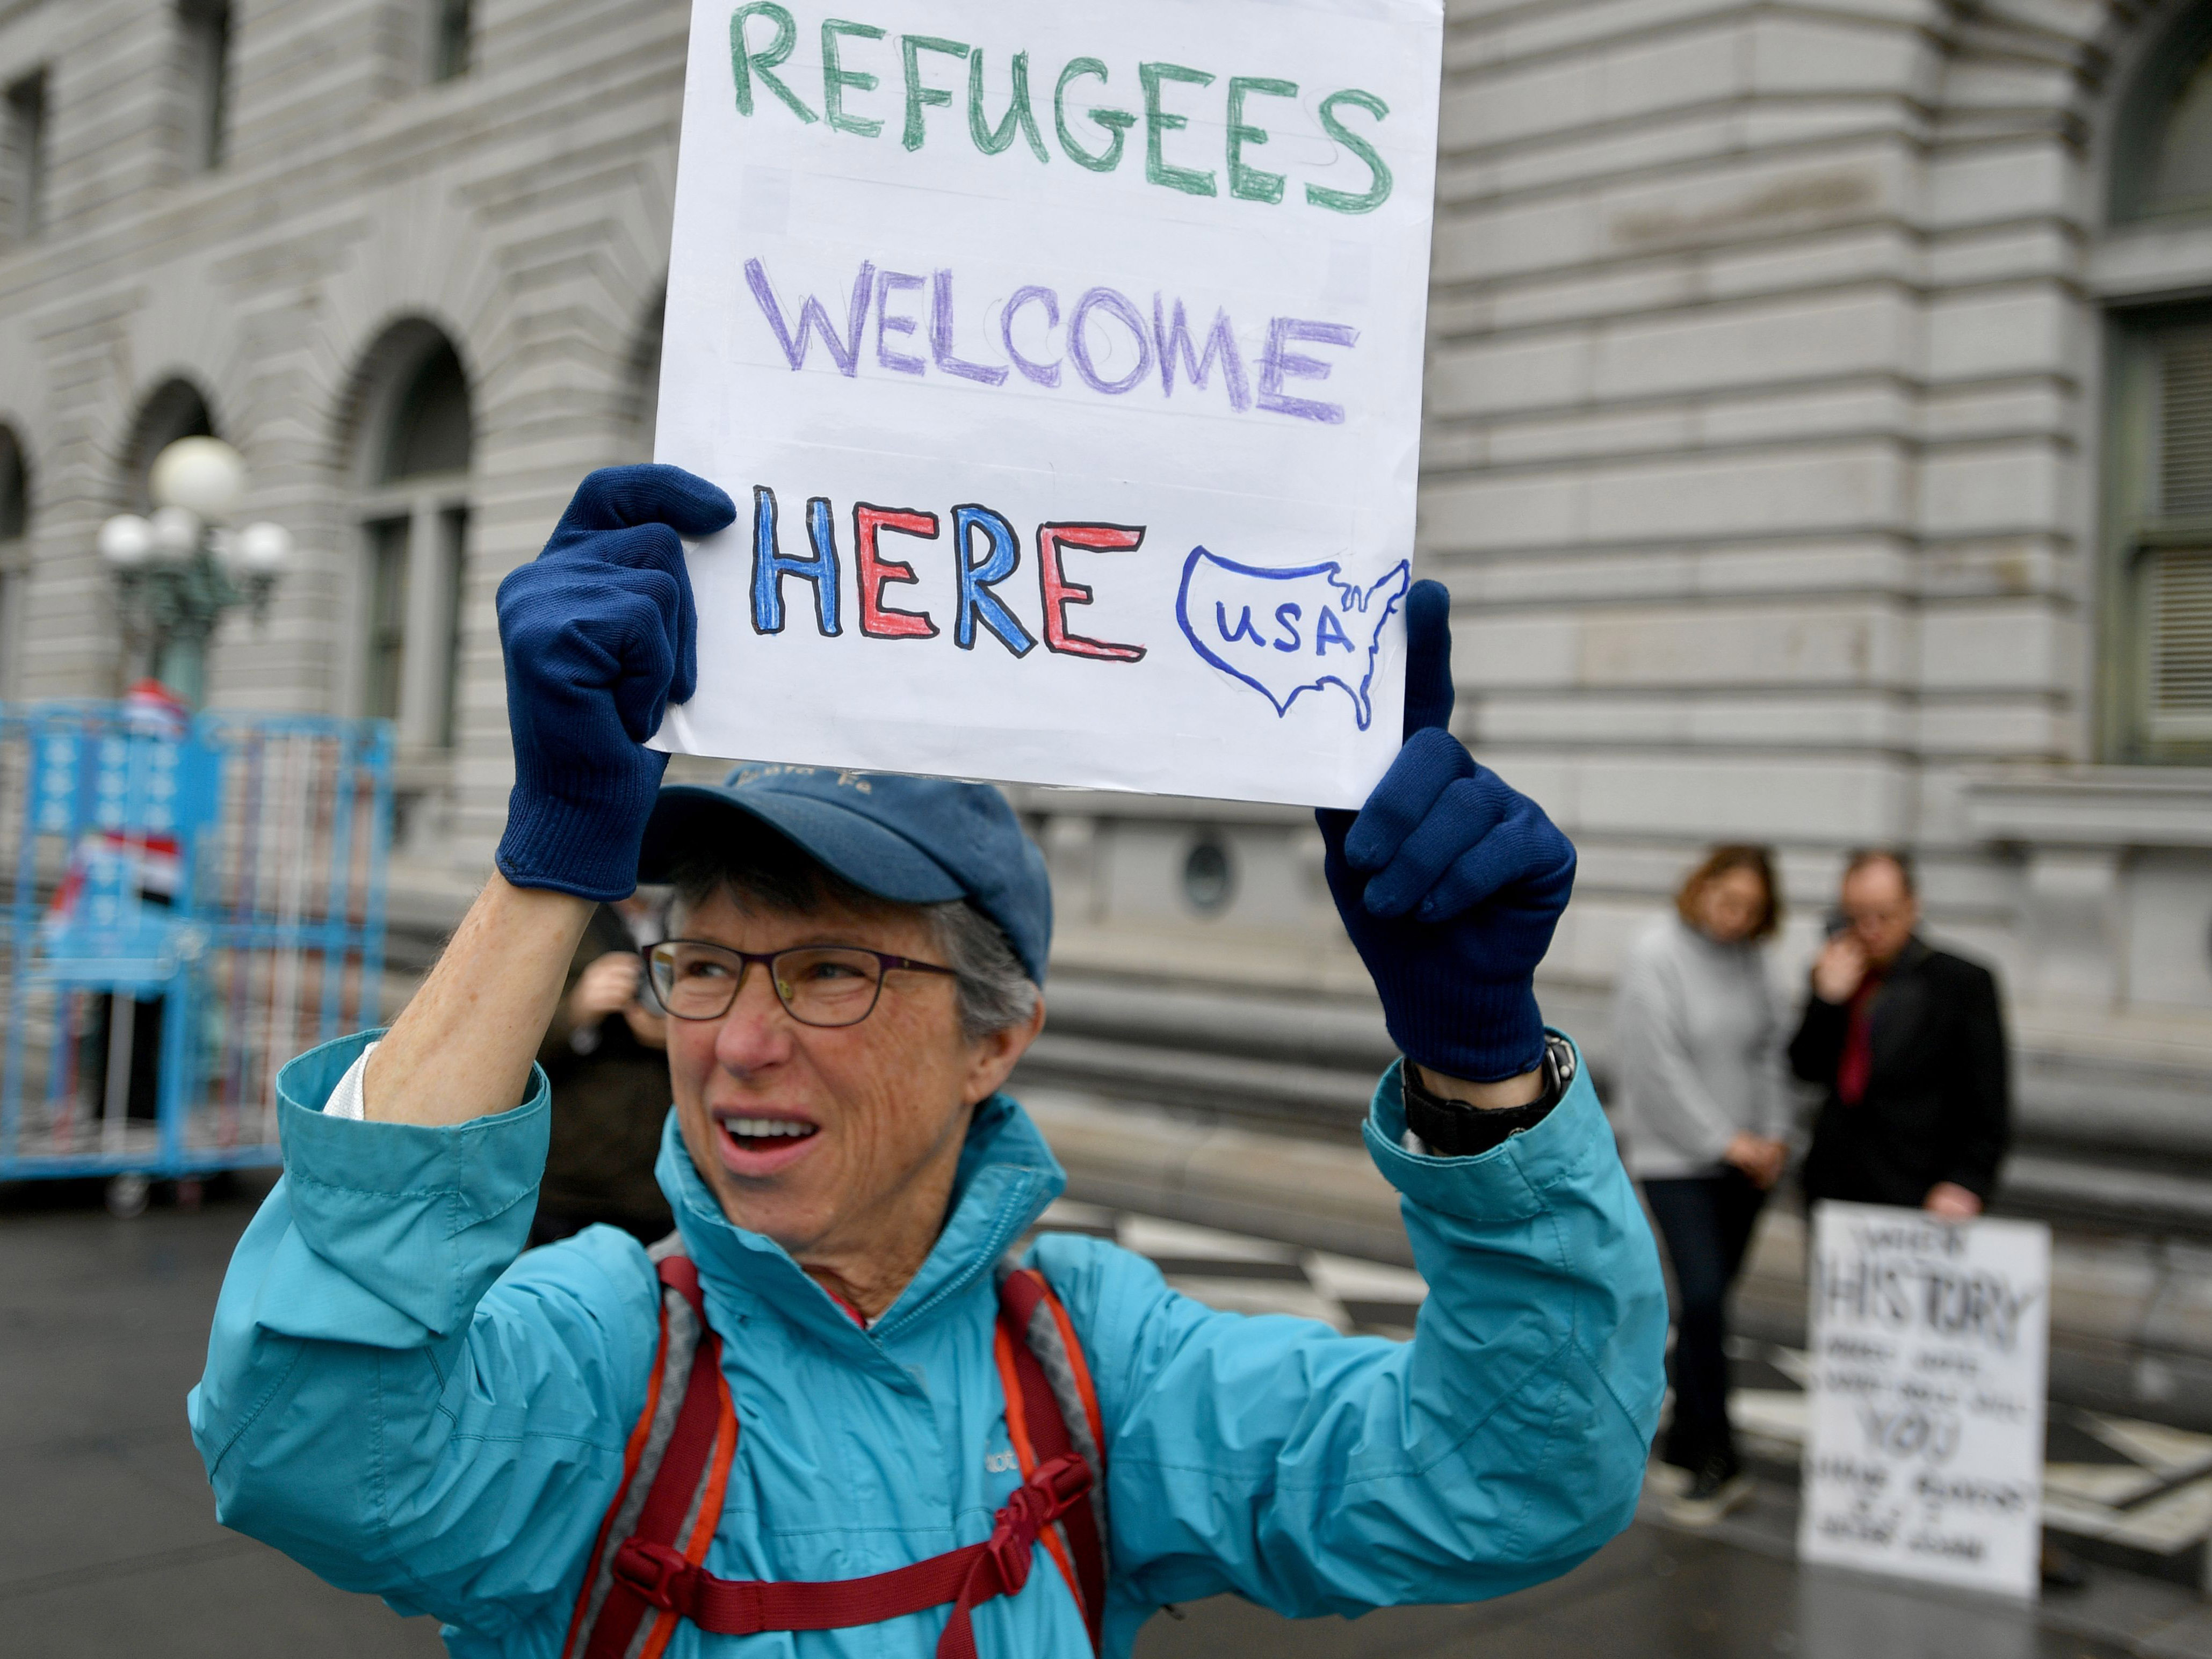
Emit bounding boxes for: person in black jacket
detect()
[530,896,674,1244]
[1789,849,2009,1217]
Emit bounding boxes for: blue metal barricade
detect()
[0,701,393,1182]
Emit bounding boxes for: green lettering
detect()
[821,20,885,138]
[1306,89,1392,215]
[729,3,817,124]
[969,50,1049,163]
[1226,76,1297,205]
[1054,57,1135,172]
[1141,62,1217,197]
[901,34,968,151]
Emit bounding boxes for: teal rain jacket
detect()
[189,1029,1666,1657]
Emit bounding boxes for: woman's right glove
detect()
[494,465,736,901]
[1319,579,1577,1083]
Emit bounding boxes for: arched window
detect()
[2114,8,2212,223]
[346,325,474,751]
[2101,14,2212,762]
[109,380,219,689]
[125,378,215,511]
[0,426,27,700]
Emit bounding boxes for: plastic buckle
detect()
[1034,1453,1092,1513]
[983,1455,1093,1592]
[612,1538,696,1612]
[984,1512,1037,1596]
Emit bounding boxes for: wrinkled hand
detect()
[1811,934,1868,1005]
[1725,1132,1787,1190]
[1319,581,1577,1083]
[495,466,736,900]
[568,951,643,1026]
[1924,1182,1982,1220]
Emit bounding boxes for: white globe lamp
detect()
[148,504,204,562]
[237,520,294,574]
[149,436,248,524]
[98,514,155,570]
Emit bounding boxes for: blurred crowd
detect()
[1611,845,2011,1527]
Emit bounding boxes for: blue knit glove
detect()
[1319,580,1577,1083]
[495,466,736,900]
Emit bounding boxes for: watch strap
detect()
[1401,1035,1573,1157]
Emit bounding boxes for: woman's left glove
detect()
[495,465,736,900]
[1319,580,1577,1083]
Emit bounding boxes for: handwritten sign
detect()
[651,0,1443,806]
[1799,1201,2050,1600]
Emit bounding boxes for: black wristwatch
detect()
[1400,1036,1575,1157]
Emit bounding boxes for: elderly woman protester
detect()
[1610,845,1794,1528]
[188,468,1666,1659]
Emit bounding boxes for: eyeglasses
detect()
[645,939,959,1028]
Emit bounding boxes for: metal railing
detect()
[0,701,393,1182]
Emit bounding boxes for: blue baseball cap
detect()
[638,763,1052,984]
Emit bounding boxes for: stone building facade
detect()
[3,0,2211,1224]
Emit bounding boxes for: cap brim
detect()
[638,785,967,905]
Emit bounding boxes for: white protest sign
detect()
[1799,1201,2050,1600]
[653,0,1443,807]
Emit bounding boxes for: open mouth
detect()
[719,1116,820,1150]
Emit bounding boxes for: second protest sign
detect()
[1799,1201,2050,1600]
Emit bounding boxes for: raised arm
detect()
[1319,579,1575,1120]
[1049,581,1664,1630]
[366,465,735,1125]
[189,466,736,1628]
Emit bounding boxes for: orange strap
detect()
[577,1257,1106,1659]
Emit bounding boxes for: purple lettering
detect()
[1068,288,1153,396]
[746,257,874,378]
[875,270,926,375]
[1001,285,1062,388]
[1154,298,1251,411]
[1257,316,1357,424]
[932,270,1008,385]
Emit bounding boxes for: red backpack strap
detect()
[562,1246,736,1659]
[607,1455,1091,1659]
[562,1246,1107,1659]
[995,1262,1109,1654]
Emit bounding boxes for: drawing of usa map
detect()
[1175,550,1411,730]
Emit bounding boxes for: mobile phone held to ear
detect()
[1824,910,1851,939]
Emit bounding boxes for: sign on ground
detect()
[653,0,1443,806]
[1799,1201,2051,1600]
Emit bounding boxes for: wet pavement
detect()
[4,1179,2208,1659]
[0,1179,442,1658]
[1147,1528,2121,1659]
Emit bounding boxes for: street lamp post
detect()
[98,437,293,710]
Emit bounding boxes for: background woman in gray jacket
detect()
[1611,845,1793,1526]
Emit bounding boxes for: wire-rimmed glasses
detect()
[645,939,959,1028]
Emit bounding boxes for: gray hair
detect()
[924,896,1042,1040]
[664,836,1040,1040]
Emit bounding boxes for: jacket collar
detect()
[653,1093,1067,1353]
[1872,937,1932,983]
